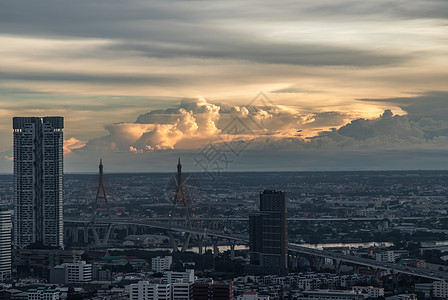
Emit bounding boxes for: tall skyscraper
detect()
[249,190,288,275]
[0,207,12,281]
[13,117,64,248]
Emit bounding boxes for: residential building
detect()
[164,269,195,283]
[13,117,64,248]
[414,283,433,299]
[0,207,11,281]
[297,290,365,300]
[433,281,448,299]
[65,261,92,283]
[249,190,288,275]
[129,282,171,300]
[172,283,191,300]
[191,282,234,300]
[28,287,60,300]
[353,286,384,298]
[152,256,173,273]
[237,291,270,300]
[375,251,396,263]
[49,261,92,284]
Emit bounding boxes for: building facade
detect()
[249,190,288,275]
[13,117,64,248]
[191,282,234,300]
[164,269,195,284]
[152,256,173,273]
[129,282,173,300]
[65,261,92,283]
[28,287,60,300]
[0,207,12,281]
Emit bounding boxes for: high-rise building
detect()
[13,117,64,248]
[249,190,288,275]
[0,207,12,281]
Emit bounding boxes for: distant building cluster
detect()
[130,269,233,300]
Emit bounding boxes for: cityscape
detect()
[0,117,448,299]
[2,0,448,300]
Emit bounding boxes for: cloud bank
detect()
[63,92,448,172]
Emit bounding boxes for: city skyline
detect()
[1,0,448,173]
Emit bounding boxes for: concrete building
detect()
[375,251,396,263]
[172,283,191,300]
[433,281,448,299]
[65,261,92,283]
[249,190,288,275]
[0,207,12,281]
[237,291,270,300]
[152,256,173,273]
[49,261,92,284]
[414,283,433,299]
[297,290,365,300]
[164,269,195,283]
[130,282,190,300]
[191,282,234,300]
[353,286,384,298]
[13,117,64,248]
[14,249,84,269]
[28,287,60,300]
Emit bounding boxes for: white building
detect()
[164,269,195,283]
[433,281,448,299]
[28,287,60,300]
[13,117,64,248]
[64,261,92,283]
[0,207,11,281]
[375,251,396,263]
[152,256,172,273]
[130,282,173,300]
[353,286,384,298]
[172,283,191,300]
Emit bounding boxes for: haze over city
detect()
[1,0,448,173]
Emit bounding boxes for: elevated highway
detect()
[65,217,448,281]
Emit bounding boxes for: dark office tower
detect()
[249,190,287,275]
[13,117,64,248]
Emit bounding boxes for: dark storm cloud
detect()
[0,71,180,85]
[0,0,428,68]
[360,91,448,122]
[106,40,406,67]
[2,0,448,38]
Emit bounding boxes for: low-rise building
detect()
[164,269,195,284]
[237,291,270,300]
[297,290,365,300]
[130,281,191,300]
[28,287,60,300]
[433,281,448,299]
[353,286,384,298]
[49,261,92,284]
[152,256,172,273]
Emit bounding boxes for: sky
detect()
[1,0,448,173]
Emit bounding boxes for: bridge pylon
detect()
[90,159,114,246]
[166,158,195,252]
